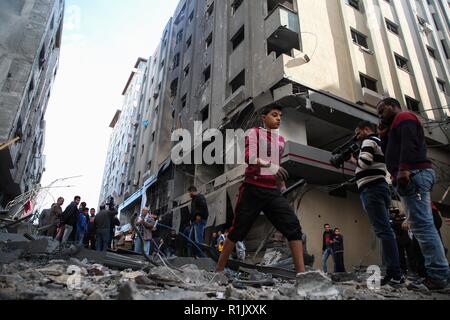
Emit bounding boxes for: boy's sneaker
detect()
[381,275,406,286]
[407,277,447,291]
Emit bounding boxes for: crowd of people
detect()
[38,196,120,252]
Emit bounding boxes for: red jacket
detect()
[244,128,286,189]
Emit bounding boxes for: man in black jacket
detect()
[378,98,449,290]
[61,196,81,244]
[188,186,209,256]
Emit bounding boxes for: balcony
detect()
[265,6,300,58]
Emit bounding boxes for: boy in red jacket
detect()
[216,106,305,274]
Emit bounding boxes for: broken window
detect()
[184,64,190,78]
[173,53,180,69]
[176,30,184,44]
[204,65,211,82]
[351,28,369,49]
[231,26,245,51]
[386,19,399,35]
[437,78,447,93]
[232,0,244,14]
[39,45,46,69]
[405,96,420,113]
[394,53,410,72]
[427,46,436,59]
[206,2,214,18]
[201,105,210,122]
[186,36,192,49]
[230,70,245,93]
[181,94,187,108]
[346,0,360,11]
[170,79,179,97]
[360,73,378,92]
[206,33,213,49]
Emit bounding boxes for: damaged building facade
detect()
[100,0,450,270]
[0,0,65,208]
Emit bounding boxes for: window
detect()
[232,0,244,14]
[437,78,447,93]
[170,79,179,97]
[206,33,213,49]
[152,132,156,142]
[405,96,420,113]
[206,2,214,17]
[427,46,436,59]
[231,26,245,50]
[186,36,192,49]
[189,11,194,23]
[176,30,184,44]
[201,105,210,122]
[442,40,449,59]
[386,19,399,35]
[173,53,180,69]
[395,54,410,72]
[203,65,211,82]
[230,70,245,93]
[417,16,428,27]
[351,29,369,49]
[360,73,378,92]
[346,0,360,11]
[181,94,187,108]
[184,64,190,78]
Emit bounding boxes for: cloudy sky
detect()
[40,0,179,210]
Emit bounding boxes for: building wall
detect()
[0,0,64,207]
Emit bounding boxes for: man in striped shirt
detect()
[352,121,404,286]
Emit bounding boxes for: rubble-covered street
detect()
[1,235,449,301]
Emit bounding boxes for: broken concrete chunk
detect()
[37,264,65,276]
[296,271,341,300]
[87,291,104,300]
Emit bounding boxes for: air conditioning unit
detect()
[421,23,433,34]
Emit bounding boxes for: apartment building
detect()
[99,58,148,207]
[0,0,65,208]
[108,0,450,269]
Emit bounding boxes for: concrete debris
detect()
[1,236,449,300]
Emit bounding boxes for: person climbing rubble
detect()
[215,105,306,275]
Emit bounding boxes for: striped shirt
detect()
[355,135,388,191]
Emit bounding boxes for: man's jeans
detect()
[61,225,74,244]
[322,248,333,273]
[397,169,449,282]
[135,239,151,256]
[360,181,402,278]
[96,229,110,252]
[190,220,207,244]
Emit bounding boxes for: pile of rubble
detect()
[1,234,450,300]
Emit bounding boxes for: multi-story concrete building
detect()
[108,0,449,269]
[0,0,65,208]
[99,58,148,208]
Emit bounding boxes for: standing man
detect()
[188,186,209,248]
[47,197,64,238]
[332,228,346,273]
[322,224,334,274]
[353,121,404,285]
[378,98,449,290]
[85,208,96,249]
[94,205,111,252]
[61,196,81,244]
[134,208,154,256]
[107,202,120,250]
[215,106,305,274]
